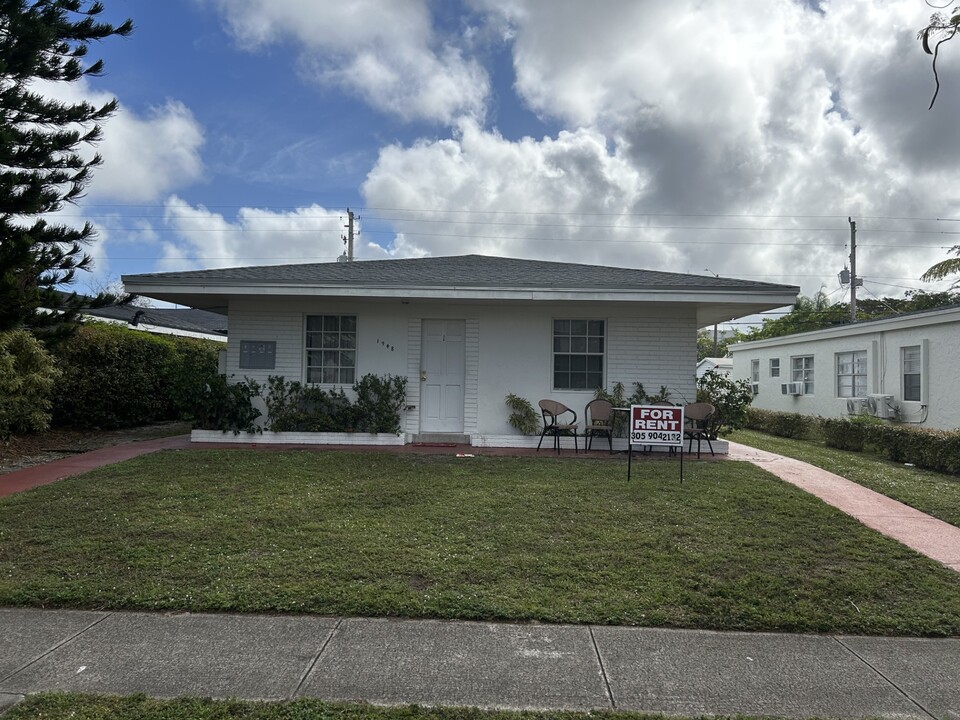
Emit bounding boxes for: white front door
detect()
[420,320,465,433]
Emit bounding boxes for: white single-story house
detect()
[123,255,798,445]
[696,356,732,379]
[728,305,960,430]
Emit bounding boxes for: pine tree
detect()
[0,0,133,337]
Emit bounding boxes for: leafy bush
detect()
[51,323,222,429]
[745,407,960,475]
[744,407,819,439]
[191,375,262,434]
[595,381,672,437]
[865,424,960,475]
[821,416,880,452]
[262,374,407,434]
[505,394,540,435]
[0,330,61,438]
[353,373,408,433]
[52,324,178,428]
[167,337,223,419]
[263,376,354,432]
[696,370,753,439]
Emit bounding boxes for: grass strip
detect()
[0,692,808,720]
[1,450,959,635]
[728,429,960,527]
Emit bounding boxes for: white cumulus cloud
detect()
[207,0,490,123]
[356,0,960,298]
[158,197,349,271]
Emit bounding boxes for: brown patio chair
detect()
[584,399,614,453]
[537,399,579,454]
[683,402,716,458]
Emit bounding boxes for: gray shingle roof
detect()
[84,305,228,336]
[124,254,796,293]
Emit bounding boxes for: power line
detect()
[67,201,960,223]
[87,225,958,249]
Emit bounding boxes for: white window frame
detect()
[836,350,867,398]
[750,359,760,383]
[769,358,780,378]
[791,355,814,395]
[552,319,605,391]
[902,345,921,403]
[305,314,357,385]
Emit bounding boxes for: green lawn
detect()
[0,693,756,720]
[727,429,960,527]
[1,449,959,635]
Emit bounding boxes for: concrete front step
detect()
[412,433,471,445]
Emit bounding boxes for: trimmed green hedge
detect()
[52,323,221,429]
[744,407,817,439]
[743,407,960,475]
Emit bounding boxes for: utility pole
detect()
[848,217,857,322]
[340,209,355,262]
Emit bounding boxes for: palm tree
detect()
[921,245,960,288]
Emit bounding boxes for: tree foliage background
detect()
[0,0,132,338]
[919,4,960,109]
[699,289,960,359]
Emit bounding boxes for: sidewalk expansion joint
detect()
[0,611,114,685]
[292,617,342,698]
[833,637,937,720]
[588,625,616,710]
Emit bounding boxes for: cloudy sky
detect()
[50,0,960,320]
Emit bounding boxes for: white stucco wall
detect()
[729,308,960,430]
[225,297,699,437]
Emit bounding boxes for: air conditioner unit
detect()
[846,398,868,415]
[867,394,897,420]
[781,382,804,396]
[749,382,760,395]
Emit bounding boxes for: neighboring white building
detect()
[83,305,228,342]
[728,306,960,430]
[696,357,732,379]
[124,255,797,443]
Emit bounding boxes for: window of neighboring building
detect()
[836,351,867,398]
[791,355,814,394]
[769,358,780,378]
[239,340,276,370]
[305,315,357,384]
[750,359,760,383]
[902,345,921,402]
[553,319,604,390]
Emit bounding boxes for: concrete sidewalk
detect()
[1,608,958,719]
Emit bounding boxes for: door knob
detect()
[421,370,427,381]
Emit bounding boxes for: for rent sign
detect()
[630,405,684,447]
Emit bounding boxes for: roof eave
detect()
[123,279,797,304]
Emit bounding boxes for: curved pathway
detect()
[727,440,960,573]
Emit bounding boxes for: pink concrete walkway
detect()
[0,435,191,498]
[728,440,960,573]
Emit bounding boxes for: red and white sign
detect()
[630,405,684,447]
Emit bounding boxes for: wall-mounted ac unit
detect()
[867,394,897,419]
[749,382,760,395]
[781,382,804,396]
[846,398,868,415]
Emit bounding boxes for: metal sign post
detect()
[627,404,685,483]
